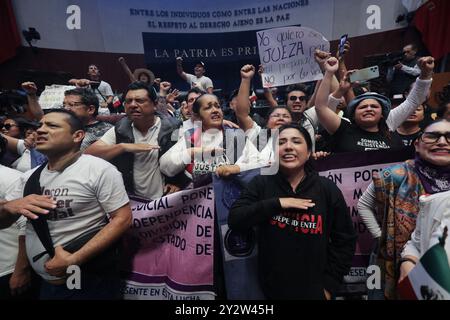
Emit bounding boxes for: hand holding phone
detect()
[349,66,379,83]
[339,34,348,57]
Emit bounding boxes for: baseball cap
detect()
[194,61,205,68]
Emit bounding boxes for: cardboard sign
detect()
[257,26,329,87]
[38,85,75,109]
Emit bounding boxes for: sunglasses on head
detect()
[289,95,307,102]
[1,123,17,130]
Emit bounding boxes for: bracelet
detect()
[399,257,417,266]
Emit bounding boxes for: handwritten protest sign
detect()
[257,26,329,87]
[38,85,75,109]
[121,185,216,300]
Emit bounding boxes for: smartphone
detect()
[391,94,405,105]
[349,66,379,83]
[339,34,348,56]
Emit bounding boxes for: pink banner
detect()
[121,185,215,300]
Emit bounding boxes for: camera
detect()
[380,51,404,67]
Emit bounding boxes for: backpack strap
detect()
[23,162,55,258]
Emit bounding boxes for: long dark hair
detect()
[278,123,315,173]
[378,118,391,140]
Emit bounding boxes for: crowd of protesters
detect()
[0,40,449,300]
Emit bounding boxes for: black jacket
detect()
[228,171,356,299]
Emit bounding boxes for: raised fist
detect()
[21,82,38,95]
[240,65,255,80]
[324,57,339,73]
[418,56,435,79]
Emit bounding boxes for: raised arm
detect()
[336,41,356,103]
[68,78,91,87]
[306,79,321,109]
[118,57,137,83]
[258,65,278,108]
[156,81,172,116]
[176,57,188,82]
[21,82,44,120]
[399,63,421,77]
[315,57,342,135]
[235,65,257,132]
[263,88,278,108]
[165,88,180,113]
[386,56,434,131]
[314,49,340,94]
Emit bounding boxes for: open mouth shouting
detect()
[211,113,222,122]
[281,153,297,162]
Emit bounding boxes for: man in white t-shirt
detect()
[176,57,214,93]
[0,109,131,299]
[0,136,33,299]
[69,64,114,115]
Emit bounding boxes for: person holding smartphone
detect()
[314,56,434,153]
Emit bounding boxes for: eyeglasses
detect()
[420,132,450,144]
[270,113,291,119]
[63,102,86,109]
[1,123,18,130]
[124,98,150,105]
[288,95,307,102]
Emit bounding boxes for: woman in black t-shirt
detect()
[315,57,434,153]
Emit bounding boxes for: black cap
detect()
[194,61,205,68]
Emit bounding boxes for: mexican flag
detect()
[398,228,450,300]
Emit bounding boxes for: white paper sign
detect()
[38,85,76,109]
[257,26,329,87]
